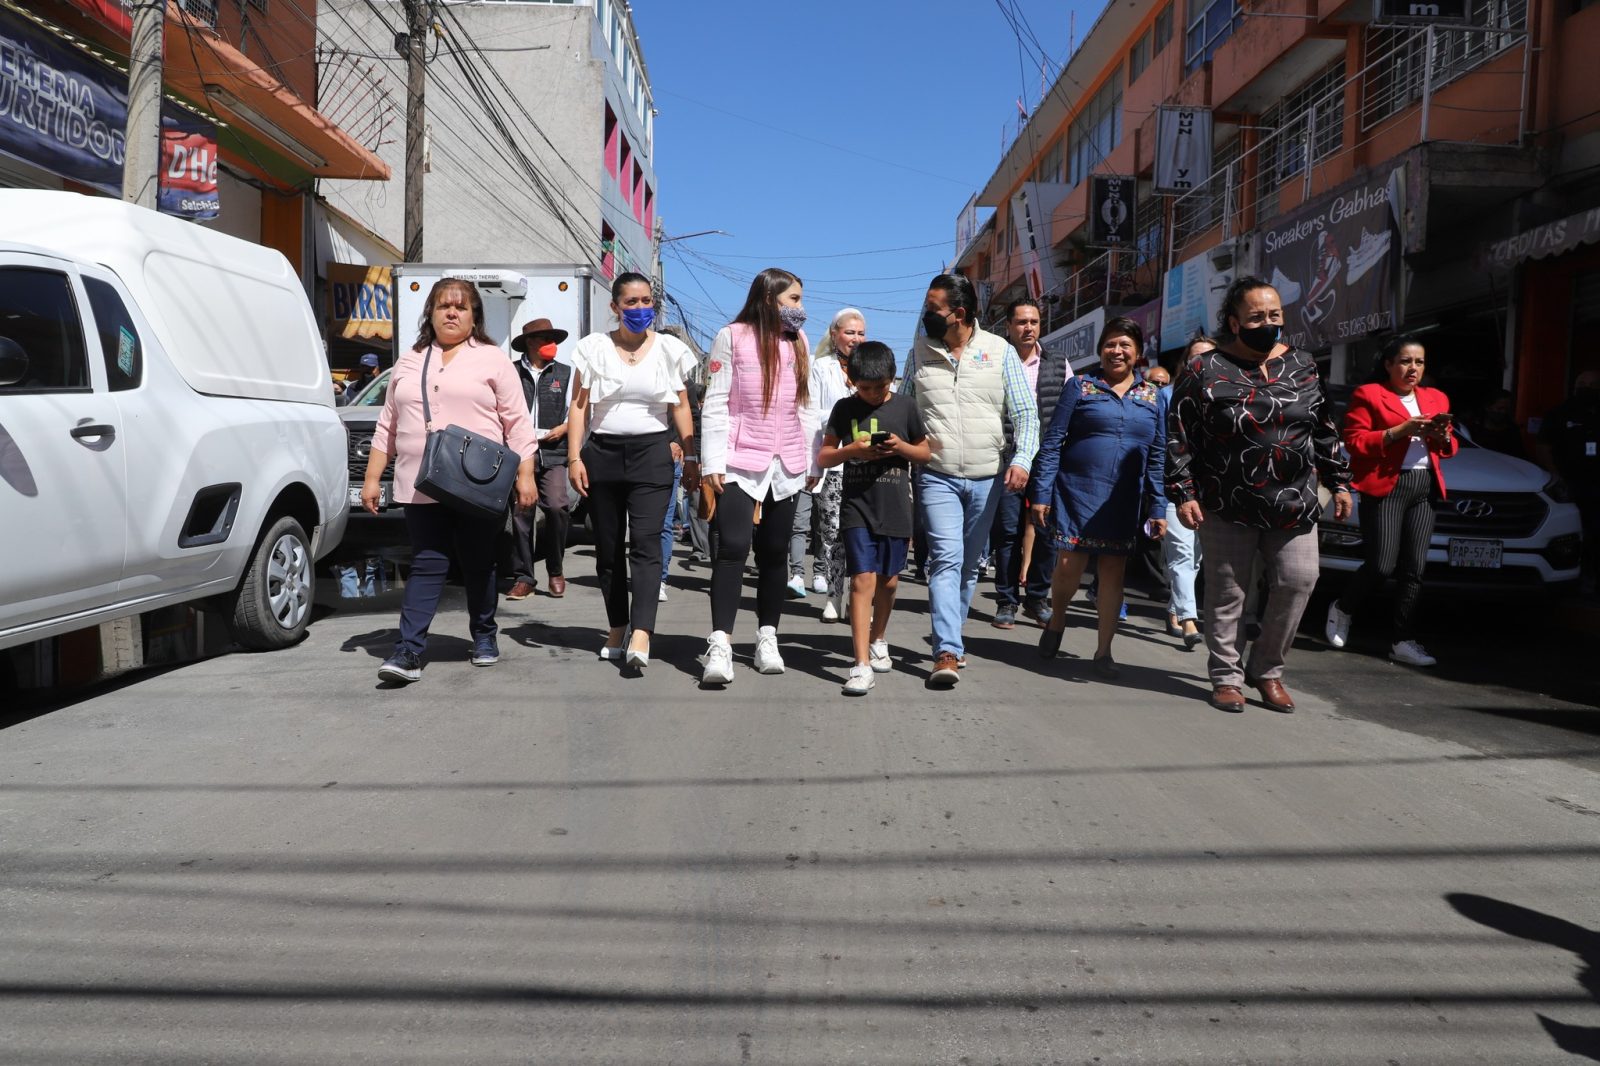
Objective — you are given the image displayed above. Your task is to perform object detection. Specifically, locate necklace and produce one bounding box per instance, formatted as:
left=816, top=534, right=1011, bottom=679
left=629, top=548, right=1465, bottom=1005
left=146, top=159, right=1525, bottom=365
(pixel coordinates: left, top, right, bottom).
left=613, top=330, right=651, bottom=366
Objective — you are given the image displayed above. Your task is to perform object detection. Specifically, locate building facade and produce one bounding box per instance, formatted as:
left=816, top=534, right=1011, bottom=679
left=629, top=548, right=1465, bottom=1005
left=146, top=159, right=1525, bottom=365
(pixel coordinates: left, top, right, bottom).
left=954, top=0, right=1600, bottom=424
left=317, top=0, right=659, bottom=360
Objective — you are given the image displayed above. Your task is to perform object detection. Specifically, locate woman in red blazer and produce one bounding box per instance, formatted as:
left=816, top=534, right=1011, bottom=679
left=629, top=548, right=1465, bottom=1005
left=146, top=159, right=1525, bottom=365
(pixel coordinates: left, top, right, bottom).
left=1325, top=335, right=1458, bottom=666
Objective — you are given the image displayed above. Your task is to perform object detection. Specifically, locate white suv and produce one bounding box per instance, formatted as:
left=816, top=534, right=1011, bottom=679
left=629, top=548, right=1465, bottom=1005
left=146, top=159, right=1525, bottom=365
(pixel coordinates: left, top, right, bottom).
left=0, top=192, right=348, bottom=652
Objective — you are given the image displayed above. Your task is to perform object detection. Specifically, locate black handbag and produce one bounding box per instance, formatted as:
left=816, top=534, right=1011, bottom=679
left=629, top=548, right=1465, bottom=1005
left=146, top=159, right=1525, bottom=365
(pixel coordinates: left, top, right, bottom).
left=414, top=347, right=520, bottom=519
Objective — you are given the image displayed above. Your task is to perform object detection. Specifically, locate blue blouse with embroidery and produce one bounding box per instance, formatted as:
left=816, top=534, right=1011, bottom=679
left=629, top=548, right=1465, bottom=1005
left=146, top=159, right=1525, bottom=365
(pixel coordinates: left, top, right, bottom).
left=1027, top=368, right=1167, bottom=554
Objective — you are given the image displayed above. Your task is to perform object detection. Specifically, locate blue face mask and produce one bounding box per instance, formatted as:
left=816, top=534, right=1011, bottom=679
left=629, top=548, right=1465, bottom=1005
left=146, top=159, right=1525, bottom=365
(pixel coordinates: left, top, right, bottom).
left=621, top=306, right=656, bottom=333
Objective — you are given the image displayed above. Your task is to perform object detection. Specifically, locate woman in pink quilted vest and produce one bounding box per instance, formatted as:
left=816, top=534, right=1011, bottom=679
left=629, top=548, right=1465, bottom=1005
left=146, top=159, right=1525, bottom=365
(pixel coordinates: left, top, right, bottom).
left=699, top=268, right=822, bottom=685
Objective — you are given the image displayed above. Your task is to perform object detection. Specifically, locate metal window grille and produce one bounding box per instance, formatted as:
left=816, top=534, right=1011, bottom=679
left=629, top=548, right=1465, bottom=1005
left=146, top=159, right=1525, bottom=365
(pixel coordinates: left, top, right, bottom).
left=1256, top=61, right=1346, bottom=202
left=1361, top=0, right=1526, bottom=129
left=1173, top=136, right=1239, bottom=250
left=180, top=0, right=218, bottom=26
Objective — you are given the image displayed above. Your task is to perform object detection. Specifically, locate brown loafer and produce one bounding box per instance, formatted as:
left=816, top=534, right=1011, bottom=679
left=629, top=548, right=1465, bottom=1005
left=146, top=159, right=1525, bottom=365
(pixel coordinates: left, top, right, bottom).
left=1248, top=676, right=1296, bottom=713
left=929, top=651, right=961, bottom=686
left=1210, top=685, right=1246, bottom=712
left=506, top=580, right=536, bottom=600
left=548, top=575, right=567, bottom=598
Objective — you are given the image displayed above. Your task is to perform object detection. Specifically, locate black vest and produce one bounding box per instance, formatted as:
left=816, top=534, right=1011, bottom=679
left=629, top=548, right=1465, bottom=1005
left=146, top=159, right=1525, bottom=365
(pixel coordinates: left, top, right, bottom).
left=1002, top=347, right=1071, bottom=464
left=518, top=359, right=572, bottom=464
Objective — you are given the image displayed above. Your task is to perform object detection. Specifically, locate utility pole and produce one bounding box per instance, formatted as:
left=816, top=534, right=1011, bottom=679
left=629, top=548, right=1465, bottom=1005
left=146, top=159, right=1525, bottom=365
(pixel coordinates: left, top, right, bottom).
left=122, top=0, right=163, bottom=208
left=402, top=0, right=428, bottom=261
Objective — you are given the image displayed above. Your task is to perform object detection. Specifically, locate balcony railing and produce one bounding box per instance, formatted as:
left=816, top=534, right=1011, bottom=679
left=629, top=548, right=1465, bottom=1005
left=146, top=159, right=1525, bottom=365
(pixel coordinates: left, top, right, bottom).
left=179, top=0, right=218, bottom=27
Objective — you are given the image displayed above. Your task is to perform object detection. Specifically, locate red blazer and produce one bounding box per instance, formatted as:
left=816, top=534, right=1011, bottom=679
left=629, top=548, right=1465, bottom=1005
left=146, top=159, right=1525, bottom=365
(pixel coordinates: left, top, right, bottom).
left=1341, top=382, right=1458, bottom=499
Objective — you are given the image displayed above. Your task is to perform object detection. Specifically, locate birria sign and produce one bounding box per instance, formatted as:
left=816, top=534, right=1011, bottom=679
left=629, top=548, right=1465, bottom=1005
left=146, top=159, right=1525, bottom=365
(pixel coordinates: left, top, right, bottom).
left=1259, top=161, right=1404, bottom=351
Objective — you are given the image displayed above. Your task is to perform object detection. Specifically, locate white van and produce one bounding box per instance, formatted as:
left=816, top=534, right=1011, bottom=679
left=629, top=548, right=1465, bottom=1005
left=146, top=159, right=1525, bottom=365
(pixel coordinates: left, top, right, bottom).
left=0, top=191, right=347, bottom=653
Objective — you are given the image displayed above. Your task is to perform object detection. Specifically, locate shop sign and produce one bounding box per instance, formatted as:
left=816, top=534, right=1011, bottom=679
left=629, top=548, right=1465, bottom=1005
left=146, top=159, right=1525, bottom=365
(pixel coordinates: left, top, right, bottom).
left=1161, top=241, right=1240, bottom=351
left=1484, top=206, right=1600, bottom=272
left=329, top=263, right=394, bottom=341
left=1089, top=175, right=1137, bottom=247
left=159, top=111, right=219, bottom=219
left=1154, top=107, right=1213, bottom=194
left=1259, top=162, right=1404, bottom=350
left=1040, top=307, right=1105, bottom=373
left=1126, top=297, right=1162, bottom=356
left=1012, top=181, right=1071, bottom=300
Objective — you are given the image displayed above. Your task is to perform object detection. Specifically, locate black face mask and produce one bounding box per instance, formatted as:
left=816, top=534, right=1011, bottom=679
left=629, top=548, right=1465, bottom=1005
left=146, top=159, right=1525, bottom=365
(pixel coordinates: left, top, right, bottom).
left=1236, top=322, right=1281, bottom=354
left=922, top=309, right=952, bottom=341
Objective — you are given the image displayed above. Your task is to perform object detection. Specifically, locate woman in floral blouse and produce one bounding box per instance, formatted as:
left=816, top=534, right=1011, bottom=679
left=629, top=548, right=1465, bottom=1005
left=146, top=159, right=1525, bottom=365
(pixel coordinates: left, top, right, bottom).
left=1166, top=276, right=1353, bottom=714
left=1029, top=316, right=1167, bottom=678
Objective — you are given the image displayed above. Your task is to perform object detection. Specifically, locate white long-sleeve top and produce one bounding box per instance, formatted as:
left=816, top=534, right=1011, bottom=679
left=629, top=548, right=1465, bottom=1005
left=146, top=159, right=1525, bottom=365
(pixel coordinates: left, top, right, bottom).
left=809, top=353, right=854, bottom=462
left=701, top=326, right=823, bottom=502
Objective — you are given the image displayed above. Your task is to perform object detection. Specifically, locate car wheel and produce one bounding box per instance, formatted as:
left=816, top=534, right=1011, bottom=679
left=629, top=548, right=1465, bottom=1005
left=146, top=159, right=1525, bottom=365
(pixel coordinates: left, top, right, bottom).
left=229, top=515, right=315, bottom=650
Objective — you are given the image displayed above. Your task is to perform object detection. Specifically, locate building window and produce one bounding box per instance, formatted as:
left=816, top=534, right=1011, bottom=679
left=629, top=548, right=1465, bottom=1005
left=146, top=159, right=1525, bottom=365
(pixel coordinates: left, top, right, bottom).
left=1155, top=4, right=1174, bottom=51
left=1129, top=31, right=1152, bottom=83
left=1033, top=138, right=1065, bottom=184
left=1067, top=69, right=1123, bottom=188
left=1185, top=0, right=1241, bottom=74
left=1258, top=60, right=1346, bottom=192
left=619, top=136, right=632, bottom=199
left=603, top=103, right=618, bottom=178
left=643, top=185, right=655, bottom=234
left=600, top=222, right=616, bottom=280
left=1361, top=0, right=1527, bottom=129
left=632, top=161, right=644, bottom=221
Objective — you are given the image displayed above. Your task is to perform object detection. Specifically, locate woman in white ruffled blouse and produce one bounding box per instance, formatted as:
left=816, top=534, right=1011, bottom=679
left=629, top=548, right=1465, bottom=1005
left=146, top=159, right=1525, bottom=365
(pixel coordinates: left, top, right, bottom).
left=567, top=271, right=699, bottom=669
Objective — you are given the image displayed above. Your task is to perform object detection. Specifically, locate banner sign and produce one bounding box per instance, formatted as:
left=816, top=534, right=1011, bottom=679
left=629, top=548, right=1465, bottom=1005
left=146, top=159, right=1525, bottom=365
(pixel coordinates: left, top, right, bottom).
left=1260, top=162, right=1404, bottom=350
left=1040, top=307, right=1105, bottom=373
left=1154, top=107, right=1213, bottom=194
left=1483, top=206, right=1600, bottom=272
left=955, top=193, right=979, bottom=260
left=0, top=11, right=219, bottom=219
left=1089, top=175, right=1136, bottom=247
left=159, top=111, right=219, bottom=219
left=64, top=0, right=133, bottom=37
left=328, top=264, right=395, bottom=341
left=1160, top=240, right=1243, bottom=351
left=1374, top=0, right=1469, bottom=22
left=1012, top=181, right=1071, bottom=300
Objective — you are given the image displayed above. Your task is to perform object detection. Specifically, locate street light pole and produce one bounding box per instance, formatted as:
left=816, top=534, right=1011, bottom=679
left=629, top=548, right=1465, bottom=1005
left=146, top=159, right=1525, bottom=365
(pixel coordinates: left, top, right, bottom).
left=122, top=0, right=163, bottom=208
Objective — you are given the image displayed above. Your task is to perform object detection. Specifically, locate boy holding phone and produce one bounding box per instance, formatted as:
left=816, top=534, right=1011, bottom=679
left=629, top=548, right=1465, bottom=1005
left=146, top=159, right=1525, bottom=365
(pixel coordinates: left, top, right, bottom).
left=817, top=342, right=932, bottom=695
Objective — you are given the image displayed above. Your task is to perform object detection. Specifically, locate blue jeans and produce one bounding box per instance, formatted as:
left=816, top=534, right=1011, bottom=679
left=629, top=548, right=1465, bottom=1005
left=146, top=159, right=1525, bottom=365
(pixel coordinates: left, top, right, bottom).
left=918, top=469, right=1002, bottom=657
left=660, top=458, right=683, bottom=584
left=1163, top=502, right=1201, bottom=621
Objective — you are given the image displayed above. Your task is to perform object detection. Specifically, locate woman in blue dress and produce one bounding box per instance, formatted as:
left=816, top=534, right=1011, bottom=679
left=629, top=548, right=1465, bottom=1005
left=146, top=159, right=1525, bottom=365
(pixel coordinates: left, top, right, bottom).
left=1029, top=317, right=1168, bottom=677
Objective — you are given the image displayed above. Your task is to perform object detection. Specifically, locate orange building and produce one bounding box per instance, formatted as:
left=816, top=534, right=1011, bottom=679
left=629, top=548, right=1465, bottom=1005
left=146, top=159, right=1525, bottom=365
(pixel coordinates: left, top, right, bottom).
left=954, top=0, right=1600, bottom=423
left=1, top=0, right=388, bottom=289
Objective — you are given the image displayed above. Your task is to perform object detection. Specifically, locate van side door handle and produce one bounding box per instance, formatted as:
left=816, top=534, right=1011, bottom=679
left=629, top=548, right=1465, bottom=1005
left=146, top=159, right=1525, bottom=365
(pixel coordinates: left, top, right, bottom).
left=69, top=422, right=116, bottom=441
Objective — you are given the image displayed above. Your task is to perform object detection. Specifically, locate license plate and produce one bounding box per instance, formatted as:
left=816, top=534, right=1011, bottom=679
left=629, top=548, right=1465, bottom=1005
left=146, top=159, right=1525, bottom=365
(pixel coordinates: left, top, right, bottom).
left=1448, top=538, right=1502, bottom=569
left=349, top=483, right=388, bottom=508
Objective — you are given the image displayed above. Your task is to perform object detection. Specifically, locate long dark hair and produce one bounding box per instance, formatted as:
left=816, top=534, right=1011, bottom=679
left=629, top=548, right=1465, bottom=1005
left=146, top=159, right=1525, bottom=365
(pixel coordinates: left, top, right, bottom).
left=732, top=267, right=810, bottom=412
left=413, top=278, right=493, bottom=352
left=1215, top=275, right=1274, bottom=340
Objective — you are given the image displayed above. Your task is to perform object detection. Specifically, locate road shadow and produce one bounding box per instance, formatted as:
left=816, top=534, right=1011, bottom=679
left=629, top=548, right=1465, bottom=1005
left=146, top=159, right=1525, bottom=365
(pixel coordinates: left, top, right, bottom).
left=1446, top=892, right=1600, bottom=1060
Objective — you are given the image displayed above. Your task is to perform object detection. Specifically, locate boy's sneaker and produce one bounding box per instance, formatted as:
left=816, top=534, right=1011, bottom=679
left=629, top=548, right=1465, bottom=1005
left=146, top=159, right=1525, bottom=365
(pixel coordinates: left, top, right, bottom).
left=812, top=575, right=828, bottom=594
left=1325, top=602, right=1352, bottom=649
left=754, top=625, right=786, bottom=674
left=469, top=636, right=499, bottom=667
left=843, top=663, right=875, bottom=696
left=992, top=604, right=1016, bottom=629
left=378, top=650, right=422, bottom=683
left=869, top=639, right=892, bottom=673
left=822, top=596, right=840, bottom=622
left=1390, top=640, right=1437, bottom=667
left=1022, top=599, right=1053, bottom=627
left=658, top=582, right=669, bottom=602
left=699, top=633, right=734, bottom=685
left=786, top=576, right=807, bottom=599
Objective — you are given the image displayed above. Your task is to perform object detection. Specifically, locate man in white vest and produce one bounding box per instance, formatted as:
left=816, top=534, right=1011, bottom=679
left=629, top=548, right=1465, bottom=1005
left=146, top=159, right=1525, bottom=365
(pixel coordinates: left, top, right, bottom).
left=901, top=273, right=1040, bottom=685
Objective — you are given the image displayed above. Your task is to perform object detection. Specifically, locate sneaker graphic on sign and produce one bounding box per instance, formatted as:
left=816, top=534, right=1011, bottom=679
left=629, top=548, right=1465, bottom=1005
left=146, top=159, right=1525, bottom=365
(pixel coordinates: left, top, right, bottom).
left=1345, top=228, right=1391, bottom=285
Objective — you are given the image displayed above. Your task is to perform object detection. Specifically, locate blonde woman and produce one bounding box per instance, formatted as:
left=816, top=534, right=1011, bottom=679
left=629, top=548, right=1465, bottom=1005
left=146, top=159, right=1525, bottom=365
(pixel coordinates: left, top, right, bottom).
left=790, top=308, right=865, bottom=620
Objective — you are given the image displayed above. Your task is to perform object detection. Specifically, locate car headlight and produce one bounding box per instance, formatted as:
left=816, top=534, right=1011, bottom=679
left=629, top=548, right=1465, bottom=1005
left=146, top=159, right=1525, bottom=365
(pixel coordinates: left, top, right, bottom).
left=1543, top=475, right=1572, bottom=503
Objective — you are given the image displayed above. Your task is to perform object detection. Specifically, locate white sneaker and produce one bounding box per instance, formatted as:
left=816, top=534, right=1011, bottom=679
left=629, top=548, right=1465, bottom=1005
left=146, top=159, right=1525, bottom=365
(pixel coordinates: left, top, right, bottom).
left=869, top=640, right=891, bottom=673
left=1390, top=640, right=1437, bottom=667
left=1325, top=601, right=1352, bottom=649
left=754, top=625, right=785, bottom=674
left=699, top=633, right=734, bottom=684
left=786, top=576, right=807, bottom=599
left=843, top=663, right=875, bottom=696
left=821, top=597, right=839, bottom=622
left=658, top=582, right=669, bottom=602
left=812, top=574, right=828, bottom=595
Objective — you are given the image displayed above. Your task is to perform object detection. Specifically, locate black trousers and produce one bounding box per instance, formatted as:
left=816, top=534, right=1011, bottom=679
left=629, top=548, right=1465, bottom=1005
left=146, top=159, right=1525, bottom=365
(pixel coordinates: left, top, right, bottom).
left=510, top=463, right=570, bottom=582
left=1338, top=468, right=1437, bottom=642
left=583, top=431, right=674, bottom=632
left=710, top=483, right=800, bottom=634
left=395, top=503, right=501, bottom=657
left=989, top=486, right=1052, bottom=606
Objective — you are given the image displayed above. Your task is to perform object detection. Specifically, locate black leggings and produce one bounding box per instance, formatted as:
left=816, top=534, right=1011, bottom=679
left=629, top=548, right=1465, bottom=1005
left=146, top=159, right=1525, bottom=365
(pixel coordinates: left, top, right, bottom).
left=1338, top=468, right=1437, bottom=642
left=583, top=431, right=674, bottom=632
left=710, top=483, right=800, bottom=634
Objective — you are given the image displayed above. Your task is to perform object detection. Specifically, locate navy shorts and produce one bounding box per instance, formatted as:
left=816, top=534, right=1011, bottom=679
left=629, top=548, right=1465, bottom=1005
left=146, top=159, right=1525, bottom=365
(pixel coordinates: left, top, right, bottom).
left=843, top=527, right=909, bottom=576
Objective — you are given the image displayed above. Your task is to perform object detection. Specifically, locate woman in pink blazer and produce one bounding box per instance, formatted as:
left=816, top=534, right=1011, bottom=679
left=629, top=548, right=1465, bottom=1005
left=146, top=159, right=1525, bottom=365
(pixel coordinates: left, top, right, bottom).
left=1325, top=334, right=1458, bottom=667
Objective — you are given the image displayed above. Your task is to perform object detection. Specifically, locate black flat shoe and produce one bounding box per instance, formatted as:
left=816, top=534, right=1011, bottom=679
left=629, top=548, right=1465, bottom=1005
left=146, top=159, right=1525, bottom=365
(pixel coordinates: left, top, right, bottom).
left=1038, top=626, right=1064, bottom=659
left=1184, top=630, right=1204, bottom=649
left=1092, top=653, right=1121, bottom=679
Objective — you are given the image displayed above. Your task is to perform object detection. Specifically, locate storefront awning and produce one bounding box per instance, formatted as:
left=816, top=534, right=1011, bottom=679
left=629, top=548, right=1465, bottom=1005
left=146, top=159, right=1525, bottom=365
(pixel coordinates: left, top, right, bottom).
left=1485, top=206, right=1600, bottom=272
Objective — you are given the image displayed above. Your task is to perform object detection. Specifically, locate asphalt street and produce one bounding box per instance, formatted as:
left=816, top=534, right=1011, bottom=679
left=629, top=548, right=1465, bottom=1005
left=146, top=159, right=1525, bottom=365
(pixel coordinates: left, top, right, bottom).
left=1, top=544, right=1597, bottom=1064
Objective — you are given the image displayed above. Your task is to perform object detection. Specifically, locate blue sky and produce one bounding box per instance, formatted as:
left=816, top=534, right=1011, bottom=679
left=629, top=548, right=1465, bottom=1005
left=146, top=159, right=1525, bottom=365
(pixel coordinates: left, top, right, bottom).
left=630, top=0, right=1104, bottom=363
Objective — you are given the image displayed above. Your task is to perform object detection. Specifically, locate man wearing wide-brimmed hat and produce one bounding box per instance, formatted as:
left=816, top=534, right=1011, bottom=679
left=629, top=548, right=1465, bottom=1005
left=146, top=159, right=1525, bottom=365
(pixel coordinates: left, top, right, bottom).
left=508, top=318, right=573, bottom=599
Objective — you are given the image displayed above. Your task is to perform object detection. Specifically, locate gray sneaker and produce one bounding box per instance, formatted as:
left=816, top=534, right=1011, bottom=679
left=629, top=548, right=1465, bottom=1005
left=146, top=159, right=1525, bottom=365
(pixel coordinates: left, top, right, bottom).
left=991, top=604, right=1017, bottom=629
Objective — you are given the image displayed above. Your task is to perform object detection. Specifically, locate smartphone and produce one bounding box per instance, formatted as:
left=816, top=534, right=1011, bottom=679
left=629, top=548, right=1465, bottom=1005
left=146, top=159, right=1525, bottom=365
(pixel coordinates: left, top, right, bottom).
left=870, top=431, right=890, bottom=446
left=1429, top=413, right=1454, bottom=426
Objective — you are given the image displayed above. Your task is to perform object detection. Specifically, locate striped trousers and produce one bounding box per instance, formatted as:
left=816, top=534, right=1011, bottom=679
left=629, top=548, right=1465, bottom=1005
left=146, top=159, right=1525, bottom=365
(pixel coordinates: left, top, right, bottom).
left=1338, top=469, right=1437, bottom=643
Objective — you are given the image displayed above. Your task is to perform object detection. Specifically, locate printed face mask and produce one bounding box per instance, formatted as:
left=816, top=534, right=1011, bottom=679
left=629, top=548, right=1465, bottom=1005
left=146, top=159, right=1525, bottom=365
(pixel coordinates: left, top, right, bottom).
left=621, top=306, right=656, bottom=333
left=778, top=305, right=808, bottom=333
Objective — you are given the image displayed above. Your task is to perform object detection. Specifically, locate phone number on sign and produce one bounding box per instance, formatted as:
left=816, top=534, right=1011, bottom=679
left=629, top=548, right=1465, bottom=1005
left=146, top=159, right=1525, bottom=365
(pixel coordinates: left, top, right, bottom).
left=1336, top=312, right=1394, bottom=339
